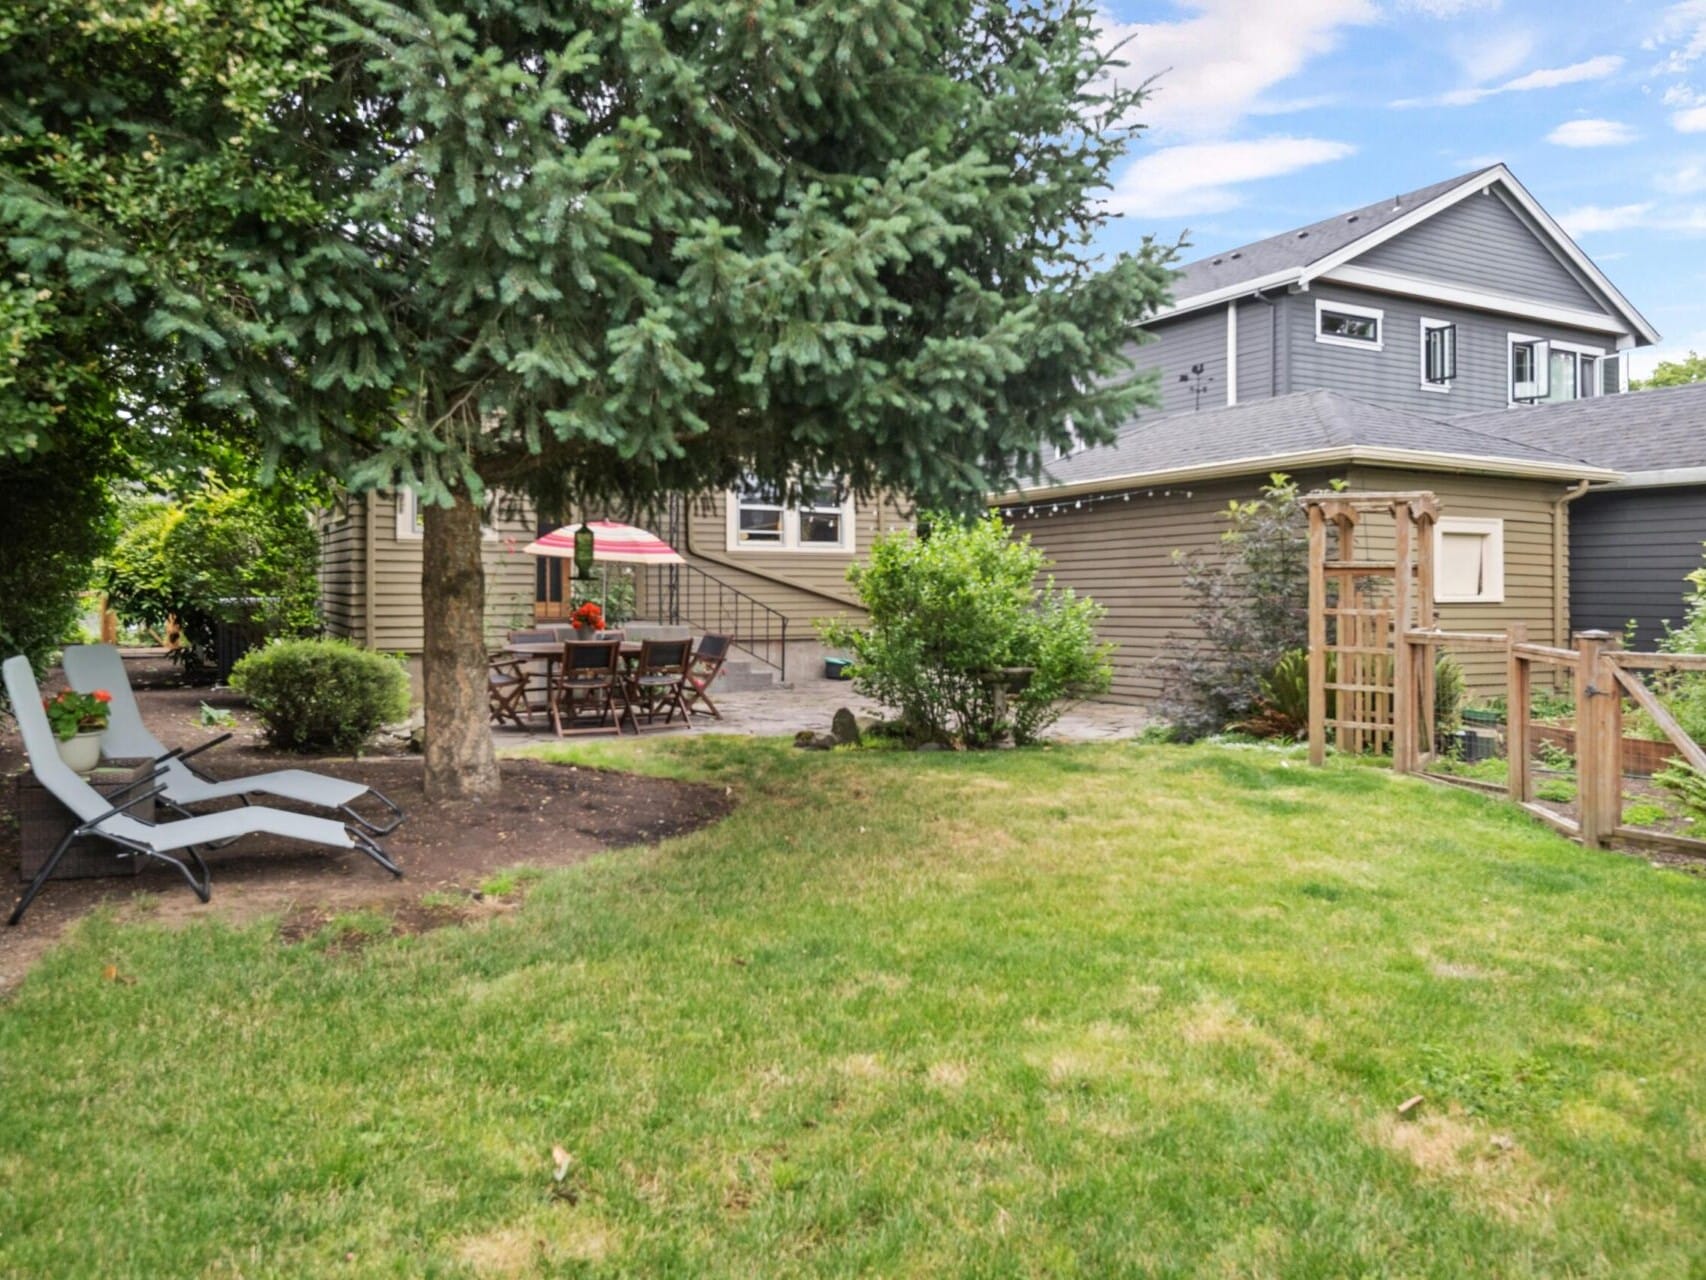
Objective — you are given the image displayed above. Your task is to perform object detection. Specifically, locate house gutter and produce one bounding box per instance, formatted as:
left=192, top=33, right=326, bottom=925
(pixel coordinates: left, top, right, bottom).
left=1597, top=465, right=1706, bottom=490
left=992, top=448, right=1618, bottom=506
left=1552, top=479, right=1592, bottom=648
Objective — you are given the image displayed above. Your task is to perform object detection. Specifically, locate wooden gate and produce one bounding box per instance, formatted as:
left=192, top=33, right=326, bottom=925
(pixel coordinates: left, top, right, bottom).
left=1304, top=491, right=1439, bottom=769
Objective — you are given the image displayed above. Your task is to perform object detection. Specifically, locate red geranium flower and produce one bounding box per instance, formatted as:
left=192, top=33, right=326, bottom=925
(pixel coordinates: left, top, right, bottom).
left=92, top=690, right=112, bottom=703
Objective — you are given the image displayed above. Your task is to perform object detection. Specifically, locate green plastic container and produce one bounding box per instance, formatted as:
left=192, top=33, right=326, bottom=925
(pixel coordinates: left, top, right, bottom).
left=824, top=656, right=853, bottom=680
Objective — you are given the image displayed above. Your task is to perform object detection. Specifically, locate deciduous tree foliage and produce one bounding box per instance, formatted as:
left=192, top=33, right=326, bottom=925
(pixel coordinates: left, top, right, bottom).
left=2, top=0, right=1173, bottom=799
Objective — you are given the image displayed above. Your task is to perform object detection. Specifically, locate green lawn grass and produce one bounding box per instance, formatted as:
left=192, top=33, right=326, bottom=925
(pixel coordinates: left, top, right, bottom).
left=3, top=739, right=1704, bottom=1277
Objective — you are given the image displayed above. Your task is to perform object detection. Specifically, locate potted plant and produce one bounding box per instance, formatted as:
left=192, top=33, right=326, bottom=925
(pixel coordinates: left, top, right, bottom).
left=44, top=688, right=112, bottom=775
left=569, top=600, right=605, bottom=635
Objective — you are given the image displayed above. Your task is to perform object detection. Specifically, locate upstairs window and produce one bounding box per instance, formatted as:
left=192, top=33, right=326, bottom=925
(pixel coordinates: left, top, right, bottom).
left=1316, top=300, right=1383, bottom=351
left=1434, top=518, right=1505, bottom=605
left=1511, top=334, right=1605, bottom=404
left=1420, top=319, right=1457, bottom=391
left=729, top=477, right=855, bottom=552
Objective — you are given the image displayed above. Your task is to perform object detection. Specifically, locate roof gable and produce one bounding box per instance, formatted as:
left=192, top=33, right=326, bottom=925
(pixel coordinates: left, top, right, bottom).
left=1352, top=189, right=1604, bottom=312
left=1161, top=166, right=1657, bottom=345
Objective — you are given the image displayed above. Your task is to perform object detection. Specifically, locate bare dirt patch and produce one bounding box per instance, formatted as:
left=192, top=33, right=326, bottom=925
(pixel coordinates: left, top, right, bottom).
left=0, top=656, right=731, bottom=992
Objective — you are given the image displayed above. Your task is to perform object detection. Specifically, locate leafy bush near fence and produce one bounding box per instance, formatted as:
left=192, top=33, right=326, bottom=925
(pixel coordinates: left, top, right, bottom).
left=229, top=639, right=410, bottom=753
left=821, top=513, right=1112, bottom=747
left=1153, top=475, right=1311, bottom=741
left=103, top=485, right=320, bottom=667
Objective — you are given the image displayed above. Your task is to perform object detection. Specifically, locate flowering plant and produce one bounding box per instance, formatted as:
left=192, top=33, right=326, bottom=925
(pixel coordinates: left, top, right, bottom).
left=44, top=689, right=112, bottom=742
left=570, top=601, right=604, bottom=632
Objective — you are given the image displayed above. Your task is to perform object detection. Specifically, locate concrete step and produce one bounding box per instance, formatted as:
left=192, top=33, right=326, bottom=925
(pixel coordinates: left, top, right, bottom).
left=713, top=655, right=783, bottom=693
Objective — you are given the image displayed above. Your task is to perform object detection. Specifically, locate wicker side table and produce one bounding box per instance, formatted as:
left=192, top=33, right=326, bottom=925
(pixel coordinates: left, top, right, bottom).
left=16, top=757, right=155, bottom=882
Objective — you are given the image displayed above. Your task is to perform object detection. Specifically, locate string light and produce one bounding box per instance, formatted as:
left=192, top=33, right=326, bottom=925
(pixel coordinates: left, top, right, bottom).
left=997, top=485, right=1203, bottom=521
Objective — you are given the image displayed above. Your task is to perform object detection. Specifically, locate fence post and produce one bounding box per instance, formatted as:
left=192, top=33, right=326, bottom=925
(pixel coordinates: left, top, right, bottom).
left=1573, top=630, right=1616, bottom=849
left=1506, top=623, right=1529, bottom=805
left=1307, top=505, right=1328, bottom=766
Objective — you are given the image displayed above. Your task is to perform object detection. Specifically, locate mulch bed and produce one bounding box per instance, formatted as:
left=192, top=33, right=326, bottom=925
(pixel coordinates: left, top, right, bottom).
left=0, top=655, right=732, bottom=991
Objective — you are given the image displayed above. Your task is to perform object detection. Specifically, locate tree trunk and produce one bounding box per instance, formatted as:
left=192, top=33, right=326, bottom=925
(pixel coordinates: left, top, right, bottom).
left=422, top=491, right=500, bottom=801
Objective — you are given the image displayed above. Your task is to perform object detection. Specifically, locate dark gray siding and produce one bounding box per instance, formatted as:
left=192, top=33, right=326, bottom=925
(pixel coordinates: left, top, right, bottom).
left=1233, top=297, right=1277, bottom=402
left=1291, top=284, right=1619, bottom=416
left=1355, top=189, right=1605, bottom=311
left=1569, top=486, right=1706, bottom=647
left=1135, top=307, right=1231, bottom=414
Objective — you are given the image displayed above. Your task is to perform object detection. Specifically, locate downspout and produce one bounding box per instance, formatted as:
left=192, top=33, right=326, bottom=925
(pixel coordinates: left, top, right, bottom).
left=1552, top=480, right=1591, bottom=648
left=363, top=493, right=379, bottom=649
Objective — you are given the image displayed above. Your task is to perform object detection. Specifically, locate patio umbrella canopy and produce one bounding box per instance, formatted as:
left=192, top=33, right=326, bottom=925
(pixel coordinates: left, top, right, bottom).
left=524, top=520, right=685, bottom=565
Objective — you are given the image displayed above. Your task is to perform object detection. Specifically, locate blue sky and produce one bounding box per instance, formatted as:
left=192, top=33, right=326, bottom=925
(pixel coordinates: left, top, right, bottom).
left=1091, top=0, right=1706, bottom=375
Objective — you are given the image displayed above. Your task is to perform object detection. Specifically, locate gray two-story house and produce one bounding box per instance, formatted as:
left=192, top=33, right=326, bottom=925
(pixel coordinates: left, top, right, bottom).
left=1139, top=164, right=1657, bottom=418
left=1003, top=164, right=1678, bottom=704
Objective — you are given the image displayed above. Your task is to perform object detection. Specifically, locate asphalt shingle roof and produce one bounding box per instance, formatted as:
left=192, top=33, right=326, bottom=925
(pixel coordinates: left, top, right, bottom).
left=1032, top=389, right=1602, bottom=494
left=1168, top=168, right=1495, bottom=302
left=1452, top=382, right=1706, bottom=474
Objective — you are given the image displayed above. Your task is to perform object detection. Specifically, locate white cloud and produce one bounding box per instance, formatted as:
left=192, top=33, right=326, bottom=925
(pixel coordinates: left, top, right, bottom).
left=1556, top=203, right=1655, bottom=235
left=1094, top=1, right=1374, bottom=139
left=1645, top=1, right=1706, bottom=74
left=1657, top=161, right=1706, bottom=193
left=1455, top=30, right=1535, bottom=85
left=1545, top=118, right=1639, bottom=148
left=1674, top=104, right=1706, bottom=131
left=1108, top=138, right=1357, bottom=218
left=1396, top=0, right=1499, bottom=14
left=1394, top=54, right=1624, bottom=108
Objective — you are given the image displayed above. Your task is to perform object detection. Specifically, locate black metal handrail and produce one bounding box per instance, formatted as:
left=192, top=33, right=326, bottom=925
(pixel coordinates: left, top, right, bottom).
left=635, top=562, right=790, bottom=682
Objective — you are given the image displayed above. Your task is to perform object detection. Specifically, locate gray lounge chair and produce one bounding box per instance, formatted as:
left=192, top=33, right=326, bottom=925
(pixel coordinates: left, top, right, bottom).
left=62, top=645, right=403, bottom=835
left=5, top=656, right=400, bottom=926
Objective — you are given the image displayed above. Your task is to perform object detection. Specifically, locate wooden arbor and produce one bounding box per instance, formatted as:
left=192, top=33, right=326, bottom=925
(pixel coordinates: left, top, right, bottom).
left=1304, top=491, right=1440, bottom=769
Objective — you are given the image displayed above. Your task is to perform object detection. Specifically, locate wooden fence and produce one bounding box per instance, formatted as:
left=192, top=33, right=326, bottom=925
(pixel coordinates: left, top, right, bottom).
left=1400, top=627, right=1706, bottom=855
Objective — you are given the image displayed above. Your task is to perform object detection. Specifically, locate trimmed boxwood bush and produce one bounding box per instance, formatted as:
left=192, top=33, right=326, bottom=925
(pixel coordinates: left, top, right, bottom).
left=229, top=639, right=410, bottom=753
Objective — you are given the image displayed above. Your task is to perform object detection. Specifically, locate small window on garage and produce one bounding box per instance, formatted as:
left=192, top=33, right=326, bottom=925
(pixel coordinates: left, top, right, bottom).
left=1434, top=517, right=1504, bottom=604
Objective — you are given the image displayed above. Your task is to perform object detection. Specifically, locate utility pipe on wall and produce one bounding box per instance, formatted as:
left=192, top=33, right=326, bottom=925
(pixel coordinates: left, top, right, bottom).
left=1552, top=479, right=1592, bottom=649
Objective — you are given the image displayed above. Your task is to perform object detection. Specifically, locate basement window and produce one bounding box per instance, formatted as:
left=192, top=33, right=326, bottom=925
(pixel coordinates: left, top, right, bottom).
left=1434, top=517, right=1504, bottom=605
left=1316, top=300, right=1383, bottom=350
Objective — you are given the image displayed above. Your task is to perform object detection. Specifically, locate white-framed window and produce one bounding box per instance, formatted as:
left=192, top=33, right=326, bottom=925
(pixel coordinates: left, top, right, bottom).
left=1315, top=299, right=1383, bottom=351
left=727, top=477, right=856, bottom=553
left=394, top=490, right=500, bottom=542
left=1510, top=333, right=1605, bottom=405
left=1434, top=517, right=1505, bottom=604
left=1419, top=317, right=1457, bottom=392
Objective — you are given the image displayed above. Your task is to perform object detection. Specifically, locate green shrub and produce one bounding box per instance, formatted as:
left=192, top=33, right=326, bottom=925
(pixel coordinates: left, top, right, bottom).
left=821, top=513, right=1113, bottom=747
left=103, top=483, right=321, bottom=669
left=1655, top=761, right=1706, bottom=821
left=1434, top=652, right=1465, bottom=738
left=229, top=639, right=410, bottom=753
left=1153, top=475, right=1311, bottom=741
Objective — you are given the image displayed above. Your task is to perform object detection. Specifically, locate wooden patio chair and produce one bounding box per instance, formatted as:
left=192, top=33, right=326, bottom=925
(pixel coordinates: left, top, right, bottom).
left=625, top=638, right=695, bottom=730
left=550, top=640, right=628, bottom=736
left=683, top=633, right=732, bottom=720
left=507, top=629, right=558, bottom=717
left=488, top=653, right=531, bottom=728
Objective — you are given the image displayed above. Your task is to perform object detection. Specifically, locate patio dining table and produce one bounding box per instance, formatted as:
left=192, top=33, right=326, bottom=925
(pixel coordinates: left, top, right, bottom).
left=505, top=639, right=643, bottom=736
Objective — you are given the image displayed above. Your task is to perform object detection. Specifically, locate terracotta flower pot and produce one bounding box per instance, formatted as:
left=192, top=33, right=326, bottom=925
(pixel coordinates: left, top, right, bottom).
left=55, top=729, right=104, bottom=776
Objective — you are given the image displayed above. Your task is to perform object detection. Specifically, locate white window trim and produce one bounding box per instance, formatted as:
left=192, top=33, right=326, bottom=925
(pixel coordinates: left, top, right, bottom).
left=1509, top=332, right=1606, bottom=406
left=1434, top=517, right=1505, bottom=605
left=394, top=490, right=500, bottom=542
left=725, top=486, right=857, bottom=554
left=1315, top=298, right=1384, bottom=352
left=1418, top=316, right=1453, bottom=394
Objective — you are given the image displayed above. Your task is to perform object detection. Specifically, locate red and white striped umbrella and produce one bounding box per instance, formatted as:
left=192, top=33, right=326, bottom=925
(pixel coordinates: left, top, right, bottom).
left=523, top=519, right=685, bottom=565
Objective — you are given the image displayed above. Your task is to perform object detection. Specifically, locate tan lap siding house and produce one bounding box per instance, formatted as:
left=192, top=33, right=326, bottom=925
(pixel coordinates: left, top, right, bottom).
left=661, top=491, right=914, bottom=637
left=316, top=492, right=536, bottom=651
left=1015, top=468, right=1569, bottom=705
left=1010, top=474, right=1334, bottom=704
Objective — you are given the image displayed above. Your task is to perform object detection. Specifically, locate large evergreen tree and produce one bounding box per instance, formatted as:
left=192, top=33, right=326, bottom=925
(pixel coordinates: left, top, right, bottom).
left=2, top=0, right=1172, bottom=799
